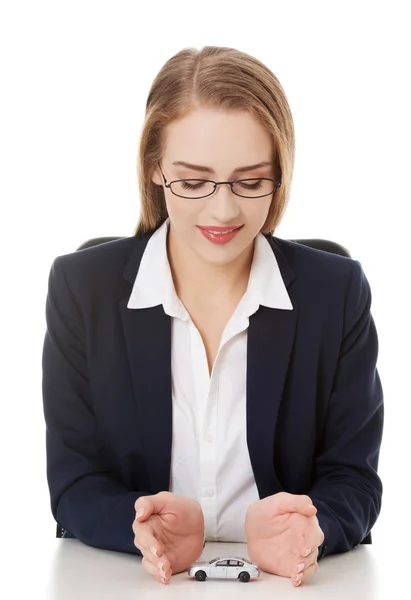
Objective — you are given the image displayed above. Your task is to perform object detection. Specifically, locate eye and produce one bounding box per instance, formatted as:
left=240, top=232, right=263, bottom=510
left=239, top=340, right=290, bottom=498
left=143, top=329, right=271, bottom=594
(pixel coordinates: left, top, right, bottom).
left=237, top=179, right=264, bottom=189
left=181, top=180, right=207, bottom=190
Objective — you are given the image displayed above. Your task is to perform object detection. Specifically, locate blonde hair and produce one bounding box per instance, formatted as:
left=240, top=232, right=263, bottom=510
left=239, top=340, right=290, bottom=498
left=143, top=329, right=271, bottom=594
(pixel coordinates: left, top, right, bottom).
left=135, top=46, right=295, bottom=236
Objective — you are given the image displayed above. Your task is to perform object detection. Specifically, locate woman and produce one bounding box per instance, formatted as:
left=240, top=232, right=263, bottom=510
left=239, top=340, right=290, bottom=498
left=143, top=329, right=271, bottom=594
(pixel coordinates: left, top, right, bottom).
left=42, top=46, right=383, bottom=588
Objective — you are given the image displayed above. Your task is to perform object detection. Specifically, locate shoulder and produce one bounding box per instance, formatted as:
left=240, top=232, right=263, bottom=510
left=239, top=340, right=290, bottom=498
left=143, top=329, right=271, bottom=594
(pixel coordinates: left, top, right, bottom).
left=269, top=235, right=360, bottom=282
left=46, top=234, right=151, bottom=300
left=267, top=236, right=370, bottom=308
left=270, top=235, right=354, bottom=273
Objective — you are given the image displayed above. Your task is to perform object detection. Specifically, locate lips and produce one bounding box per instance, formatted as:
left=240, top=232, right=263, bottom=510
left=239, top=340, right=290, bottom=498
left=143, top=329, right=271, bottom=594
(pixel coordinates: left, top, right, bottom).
left=197, top=225, right=243, bottom=234
left=197, top=225, right=243, bottom=245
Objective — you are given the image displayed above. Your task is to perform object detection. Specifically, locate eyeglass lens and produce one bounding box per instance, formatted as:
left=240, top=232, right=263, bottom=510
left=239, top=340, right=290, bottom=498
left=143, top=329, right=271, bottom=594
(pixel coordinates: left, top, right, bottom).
left=170, top=178, right=276, bottom=198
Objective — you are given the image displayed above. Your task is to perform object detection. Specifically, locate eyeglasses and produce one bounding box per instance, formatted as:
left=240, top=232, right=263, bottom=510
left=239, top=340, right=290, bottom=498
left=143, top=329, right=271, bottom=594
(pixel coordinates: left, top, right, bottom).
left=157, top=162, right=281, bottom=199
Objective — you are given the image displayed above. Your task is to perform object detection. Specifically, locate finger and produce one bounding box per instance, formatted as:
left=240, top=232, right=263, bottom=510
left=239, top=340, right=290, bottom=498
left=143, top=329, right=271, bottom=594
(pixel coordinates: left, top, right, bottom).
left=133, top=522, right=164, bottom=560
left=135, top=491, right=177, bottom=523
left=138, top=540, right=172, bottom=577
left=292, top=560, right=318, bottom=586
left=144, top=549, right=172, bottom=578
left=294, top=547, right=318, bottom=579
left=271, top=492, right=317, bottom=517
left=292, top=560, right=318, bottom=587
left=142, top=555, right=173, bottom=585
left=305, top=560, right=319, bottom=582
left=299, top=520, right=324, bottom=555
left=134, top=496, right=159, bottom=523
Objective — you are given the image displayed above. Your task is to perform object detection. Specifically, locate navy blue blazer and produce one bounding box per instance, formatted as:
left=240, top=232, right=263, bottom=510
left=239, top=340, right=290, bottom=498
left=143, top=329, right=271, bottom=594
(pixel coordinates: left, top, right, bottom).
left=42, top=230, right=383, bottom=559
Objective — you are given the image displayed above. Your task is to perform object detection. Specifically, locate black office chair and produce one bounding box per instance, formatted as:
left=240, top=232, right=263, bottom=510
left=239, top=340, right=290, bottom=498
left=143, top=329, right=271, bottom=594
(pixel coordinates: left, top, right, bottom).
left=75, top=235, right=351, bottom=258
left=56, top=236, right=368, bottom=543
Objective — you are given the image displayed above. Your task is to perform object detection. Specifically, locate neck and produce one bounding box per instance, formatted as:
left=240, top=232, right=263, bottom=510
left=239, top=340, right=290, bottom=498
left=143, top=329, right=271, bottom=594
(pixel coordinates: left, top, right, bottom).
left=167, top=228, right=255, bottom=301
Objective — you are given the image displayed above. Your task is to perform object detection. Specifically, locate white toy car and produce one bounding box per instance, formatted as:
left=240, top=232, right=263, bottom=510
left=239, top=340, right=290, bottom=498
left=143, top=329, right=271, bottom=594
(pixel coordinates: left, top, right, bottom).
left=188, top=556, right=260, bottom=582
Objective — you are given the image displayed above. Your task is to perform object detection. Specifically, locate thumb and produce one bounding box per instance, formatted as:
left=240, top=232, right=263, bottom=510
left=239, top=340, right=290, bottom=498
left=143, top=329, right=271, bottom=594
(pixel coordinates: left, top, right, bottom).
left=271, top=492, right=317, bottom=517
left=134, top=495, right=158, bottom=522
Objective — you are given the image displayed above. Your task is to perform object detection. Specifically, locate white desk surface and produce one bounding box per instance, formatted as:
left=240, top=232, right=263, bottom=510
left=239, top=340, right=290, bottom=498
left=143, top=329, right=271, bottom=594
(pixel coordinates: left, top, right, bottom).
left=5, top=538, right=403, bottom=599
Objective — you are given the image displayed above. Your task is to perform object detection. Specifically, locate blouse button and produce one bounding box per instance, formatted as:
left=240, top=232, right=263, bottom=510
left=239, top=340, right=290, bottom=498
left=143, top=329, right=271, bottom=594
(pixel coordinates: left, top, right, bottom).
left=204, top=431, right=214, bottom=443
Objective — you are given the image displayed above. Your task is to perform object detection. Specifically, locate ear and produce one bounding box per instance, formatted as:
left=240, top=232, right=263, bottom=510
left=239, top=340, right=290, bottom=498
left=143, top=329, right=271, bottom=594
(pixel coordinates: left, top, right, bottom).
left=151, top=166, right=163, bottom=186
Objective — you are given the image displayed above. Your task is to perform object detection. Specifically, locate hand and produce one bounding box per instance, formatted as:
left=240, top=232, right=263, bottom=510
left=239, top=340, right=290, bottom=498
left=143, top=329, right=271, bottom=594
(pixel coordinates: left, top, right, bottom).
left=132, top=491, right=204, bottom=585
left=245, top=492, right=324, bottom=587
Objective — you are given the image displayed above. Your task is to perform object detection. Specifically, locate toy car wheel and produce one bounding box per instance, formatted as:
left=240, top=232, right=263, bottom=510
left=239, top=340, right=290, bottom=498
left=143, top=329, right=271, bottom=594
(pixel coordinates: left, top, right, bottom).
left=195, top=570, right=207, bottom=581
left=239, top=571, right=250, bottom=582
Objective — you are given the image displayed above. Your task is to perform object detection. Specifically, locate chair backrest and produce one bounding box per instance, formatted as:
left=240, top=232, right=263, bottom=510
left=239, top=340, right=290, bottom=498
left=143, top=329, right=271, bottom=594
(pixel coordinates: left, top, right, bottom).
left=55, top=234, right=352, bottom=540
left=76, top=236, right=351, bottom=258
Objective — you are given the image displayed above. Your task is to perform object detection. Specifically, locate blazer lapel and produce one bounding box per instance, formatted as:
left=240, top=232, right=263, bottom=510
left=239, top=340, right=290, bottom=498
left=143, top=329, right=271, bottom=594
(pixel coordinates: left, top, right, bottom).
left=119, top=233, right=298, bottom=498
left=247, top=237, right=298, bottom=499
left=120, top=233, right=173, bottom=494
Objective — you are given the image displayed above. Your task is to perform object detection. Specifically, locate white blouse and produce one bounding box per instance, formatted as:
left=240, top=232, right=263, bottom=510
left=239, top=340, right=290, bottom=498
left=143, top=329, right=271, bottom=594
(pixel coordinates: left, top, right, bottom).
left=127, top=219, right=293, bottom=541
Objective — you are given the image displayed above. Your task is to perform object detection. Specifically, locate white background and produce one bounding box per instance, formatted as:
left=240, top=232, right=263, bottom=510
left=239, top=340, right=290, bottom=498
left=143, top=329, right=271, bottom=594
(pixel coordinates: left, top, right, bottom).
left=1, top=0, right=409, bottom=555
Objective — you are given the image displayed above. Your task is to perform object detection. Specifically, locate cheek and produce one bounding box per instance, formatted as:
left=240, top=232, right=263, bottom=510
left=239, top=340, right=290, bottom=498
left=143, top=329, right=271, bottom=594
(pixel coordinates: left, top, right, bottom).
left=165, top=196, right=203, bottom=229
left=243, top=198, right=272, bottom=227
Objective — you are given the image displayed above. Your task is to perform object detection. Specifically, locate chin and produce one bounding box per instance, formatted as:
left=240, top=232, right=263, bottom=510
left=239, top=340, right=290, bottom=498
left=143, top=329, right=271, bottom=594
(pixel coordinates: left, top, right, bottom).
left=196, top=245, right=246, bottom=266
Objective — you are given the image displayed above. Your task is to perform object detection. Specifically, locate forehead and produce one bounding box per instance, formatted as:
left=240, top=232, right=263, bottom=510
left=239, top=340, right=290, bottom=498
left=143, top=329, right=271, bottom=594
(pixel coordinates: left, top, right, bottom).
left=163, top=107, right=274, bottom=171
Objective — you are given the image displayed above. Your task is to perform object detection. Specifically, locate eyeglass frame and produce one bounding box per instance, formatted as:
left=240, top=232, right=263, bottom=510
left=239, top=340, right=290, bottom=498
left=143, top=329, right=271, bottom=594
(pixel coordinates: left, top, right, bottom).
left=157, top=162, right=281, bottom=199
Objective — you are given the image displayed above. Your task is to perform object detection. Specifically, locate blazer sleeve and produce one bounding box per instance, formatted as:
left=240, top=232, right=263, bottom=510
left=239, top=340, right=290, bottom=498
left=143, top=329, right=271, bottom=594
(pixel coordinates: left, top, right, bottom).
left=309, top=260, right=384, bottom=559
left=42, top=256, right=147, bottom=554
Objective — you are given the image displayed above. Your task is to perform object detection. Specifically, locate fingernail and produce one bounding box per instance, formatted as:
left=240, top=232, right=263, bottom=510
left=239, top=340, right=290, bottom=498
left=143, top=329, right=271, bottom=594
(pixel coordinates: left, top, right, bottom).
left=297, top=563, right=305, bottom=573
left=161, top=576, right=168, bottom=584
left=304, top=548, right=312, bottom=557
left=308, top=503, right=316, bottom=510
left=150, top=546, right=158, bottom=557
left=295, top=572, right=303, bottom=582
left=135, top=507, right=144, bottom=519
left=295, top=579, right=302, bottom=586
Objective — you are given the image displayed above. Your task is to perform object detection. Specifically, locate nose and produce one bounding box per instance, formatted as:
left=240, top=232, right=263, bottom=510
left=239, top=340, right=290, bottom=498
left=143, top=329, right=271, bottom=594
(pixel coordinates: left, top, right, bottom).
left=207, top=183, right=241, bottom=223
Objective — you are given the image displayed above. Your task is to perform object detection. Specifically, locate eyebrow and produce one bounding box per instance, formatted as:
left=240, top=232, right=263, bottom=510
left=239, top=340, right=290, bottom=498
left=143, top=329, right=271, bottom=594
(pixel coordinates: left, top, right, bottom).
left=171, top=160, right=272, bottom=174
